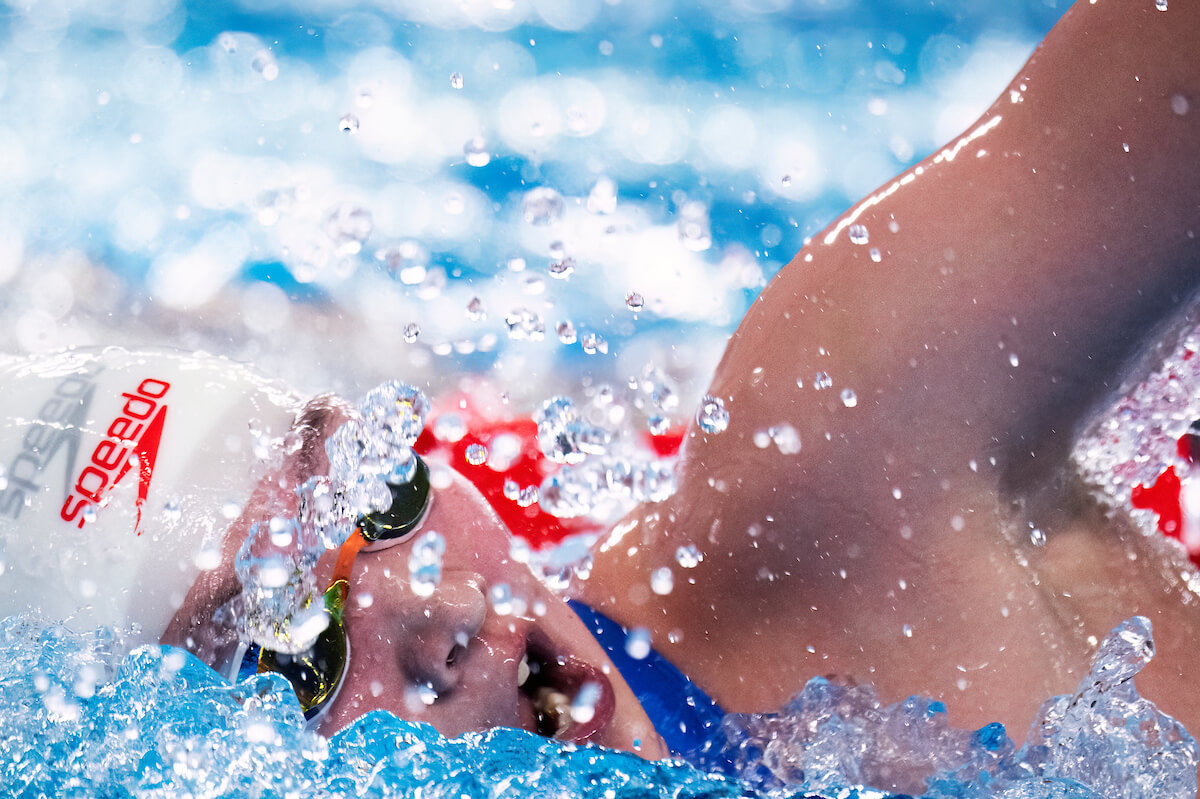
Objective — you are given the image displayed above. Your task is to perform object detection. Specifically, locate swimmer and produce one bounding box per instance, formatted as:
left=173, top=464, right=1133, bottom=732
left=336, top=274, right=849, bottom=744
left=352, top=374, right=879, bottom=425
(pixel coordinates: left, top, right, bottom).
left=3, top=0, right=1199, bottom=764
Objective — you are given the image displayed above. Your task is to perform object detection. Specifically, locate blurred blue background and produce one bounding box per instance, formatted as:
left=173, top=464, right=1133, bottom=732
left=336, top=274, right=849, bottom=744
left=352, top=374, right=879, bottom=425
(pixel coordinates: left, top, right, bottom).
left=0, top=0, right=1067, bottom=406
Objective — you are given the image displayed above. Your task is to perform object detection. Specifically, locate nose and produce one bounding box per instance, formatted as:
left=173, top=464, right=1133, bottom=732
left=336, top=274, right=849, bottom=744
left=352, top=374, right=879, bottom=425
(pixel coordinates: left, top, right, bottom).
left=397, top=573, right=488, bottom=695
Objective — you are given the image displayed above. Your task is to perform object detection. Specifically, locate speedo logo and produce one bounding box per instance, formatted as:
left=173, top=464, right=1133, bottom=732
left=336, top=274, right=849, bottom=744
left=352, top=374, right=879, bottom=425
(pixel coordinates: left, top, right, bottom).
left=0, top=368, right=101, bottom=520
left=59, top=378, right=171, bottom=534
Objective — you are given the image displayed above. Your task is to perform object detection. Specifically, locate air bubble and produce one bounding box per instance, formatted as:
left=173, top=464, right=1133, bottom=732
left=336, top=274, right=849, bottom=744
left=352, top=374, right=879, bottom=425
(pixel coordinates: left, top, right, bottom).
left=697, top=394, right=729, bottom=434
left=465, top=443, right=488, bottom=466
left=450, top=71, right=464, bottom=89
left=403, top=322, right=421, bottom=343
left=848, top=224, right=869, bottom=245
left=339, top=113, right=359, bottom=134
left=625, top=292, right=644, bottom=312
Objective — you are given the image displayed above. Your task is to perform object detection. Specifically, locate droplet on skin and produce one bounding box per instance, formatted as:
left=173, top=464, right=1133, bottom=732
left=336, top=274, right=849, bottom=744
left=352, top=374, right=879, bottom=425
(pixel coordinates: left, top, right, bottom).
left=813, top=371, right=833, bottom=390
left=869, top=247, right=882, bottom=263
left=1156, top=0, right=1167, bottom=10
left=1172, top=94, right=1189, bottom=115
left=1030, top=527, right=1046, bottom=547
left=1009, top=352, right=1020, bottom=368
left=675, top=544, right=703, bottom=568
left=902, top=624, right=913, bottom=638
left=848, top=224, right=869, bottom=245
left=840, top=388, right=858, bottom=408
left=650, top=567, right=674, bottom=595
left=951, top=515, right=965, bottom=532
left=892, top=487, right=902, bottom=500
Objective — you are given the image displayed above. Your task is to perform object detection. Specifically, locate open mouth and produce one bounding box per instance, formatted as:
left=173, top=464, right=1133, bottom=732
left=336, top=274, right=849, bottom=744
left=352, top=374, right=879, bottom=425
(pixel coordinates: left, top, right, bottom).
left=517, top=627, right=616, bottom=744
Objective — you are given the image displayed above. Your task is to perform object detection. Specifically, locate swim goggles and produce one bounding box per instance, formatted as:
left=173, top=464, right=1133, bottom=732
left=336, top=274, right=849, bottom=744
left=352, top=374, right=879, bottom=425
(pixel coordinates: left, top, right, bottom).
left=234, top=456, right=432, bottom=722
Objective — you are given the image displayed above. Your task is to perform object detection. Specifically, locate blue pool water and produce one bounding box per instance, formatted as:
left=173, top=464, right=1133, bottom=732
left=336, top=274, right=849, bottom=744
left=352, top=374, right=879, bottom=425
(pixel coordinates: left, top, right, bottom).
left=3, top=1, right=1195, bottom=797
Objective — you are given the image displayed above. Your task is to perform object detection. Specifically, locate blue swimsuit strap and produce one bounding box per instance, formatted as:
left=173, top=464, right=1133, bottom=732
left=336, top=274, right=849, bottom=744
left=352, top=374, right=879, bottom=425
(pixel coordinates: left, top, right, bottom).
left=566, top=599, right=725, bottom=758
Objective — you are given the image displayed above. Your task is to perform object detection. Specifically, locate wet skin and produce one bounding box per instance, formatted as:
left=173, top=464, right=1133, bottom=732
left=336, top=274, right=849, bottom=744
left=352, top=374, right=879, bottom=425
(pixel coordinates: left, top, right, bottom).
left=165, top=403, right=667, bottom=758
left=167, top=0, right=1200, bottom=759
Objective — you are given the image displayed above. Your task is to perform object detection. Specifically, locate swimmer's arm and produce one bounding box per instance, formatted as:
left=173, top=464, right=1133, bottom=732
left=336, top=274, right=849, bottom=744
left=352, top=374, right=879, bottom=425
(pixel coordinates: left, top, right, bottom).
left=581, top=0, right=1200, bottom=714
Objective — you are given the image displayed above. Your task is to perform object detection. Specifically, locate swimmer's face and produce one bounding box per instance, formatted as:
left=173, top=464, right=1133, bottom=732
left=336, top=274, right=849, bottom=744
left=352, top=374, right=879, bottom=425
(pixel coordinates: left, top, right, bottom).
left=312, top=464, right=666, bottom=757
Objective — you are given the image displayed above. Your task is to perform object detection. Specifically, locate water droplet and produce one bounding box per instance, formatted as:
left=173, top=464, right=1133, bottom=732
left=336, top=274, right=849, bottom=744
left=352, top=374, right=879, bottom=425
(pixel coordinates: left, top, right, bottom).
left=1008, top=352, right=1020, bottom=368
left=408, top=531, right=445, bottom=598
left=489, top=583, right=514, bottom=615
left=651, top=567, right=674, bottom=595
left=625, top=628, right=652, bottom=660
left=625, top=292, right=644, bottom=312
left=464, top=136, right=490, bottom=167
left=403, top=322, right=421, bottom=343
left=1172, top=94, right=1189, bottom=115
left=251, top=50, right=279, bottom=81
left=840, top=388, right=858, bottom=408
left=506, top=257, right=527, bottom=272
left=522, top=187, right=564, bottom=226
left=771, top=424, right=802, bottom=455
left=1156, top=0, right=1167, bottom=10
left=163, top=498, right=182, bottom=523
left=1030, top=527, right=1046, bottom=547
left=416, top=682, right=439, bottom=705
left=339, top=113, right=359, bottom=134
left=465, top=443, right=488, bottom=466
left=647, top=415, right=670, bottom=435
left=781, top=174, right=792, bottom=186
left=587, top=176, right=617, bottom=214
left=570, top=681, right=602, bottom=724
left=813, top=371, right=833, bottom=390
left=449, top=71, right=464, bottom=89
left=556, top=320, right=577, bottom=344
left=677, top=201, right=712, bottom=252
left=697, top=394, right=729, bottom=434
left=548, top=257, right=575, bottom=279
left=951, top=515, right=965, bottom=532
left=675, top=544, right=703, bottom=568
left=848, top=224, right=869, bottom=245
left=869, top=247, right=882, bottom=263
left=466, top=296, right=486, bottom=321
left=504, top=308, right=545, bottom=341
left=902, top=624, right=913, bottom=638
left=581, top=333, right=608, bottom=355
left=892, top=486, right=903, bottom=500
